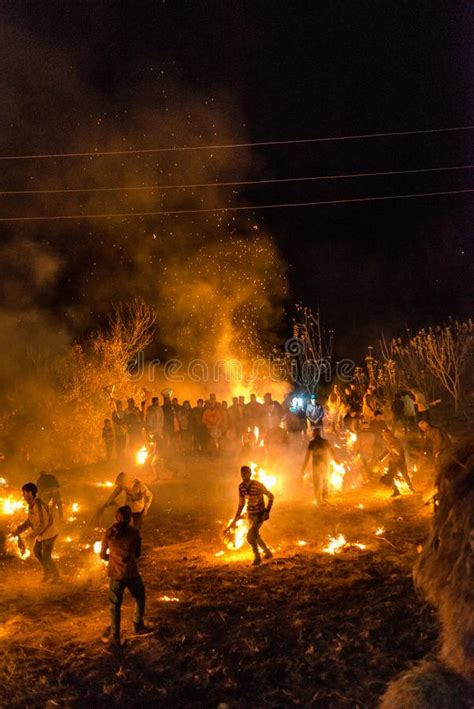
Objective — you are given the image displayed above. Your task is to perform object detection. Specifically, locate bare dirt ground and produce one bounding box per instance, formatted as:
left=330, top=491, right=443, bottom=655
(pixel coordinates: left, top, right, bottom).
left=0, top=454, right=439, bottom=708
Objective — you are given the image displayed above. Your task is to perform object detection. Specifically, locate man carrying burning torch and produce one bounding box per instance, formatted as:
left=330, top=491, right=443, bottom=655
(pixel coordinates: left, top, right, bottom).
left=225, top=465, right=274, bottom=566
left=13, top=482, right=60, bottom=583
left=103, top=472, right=152, bottom=531
left=100, top=505, right=146, bottom=647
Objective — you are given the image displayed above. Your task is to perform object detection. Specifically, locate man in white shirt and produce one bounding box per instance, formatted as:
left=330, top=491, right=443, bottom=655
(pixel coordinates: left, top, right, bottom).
left=104, top=472, right=153, bottom=531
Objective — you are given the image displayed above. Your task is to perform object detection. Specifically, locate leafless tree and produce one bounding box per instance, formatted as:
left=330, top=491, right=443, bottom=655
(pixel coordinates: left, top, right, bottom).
left=287, top=304, right=333, bottom=394
left=381, top=320, right=473, bottom=414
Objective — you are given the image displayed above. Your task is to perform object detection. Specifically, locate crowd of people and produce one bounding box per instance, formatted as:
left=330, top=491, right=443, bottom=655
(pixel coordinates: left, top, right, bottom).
left=101, top=384, right=450, bottom=469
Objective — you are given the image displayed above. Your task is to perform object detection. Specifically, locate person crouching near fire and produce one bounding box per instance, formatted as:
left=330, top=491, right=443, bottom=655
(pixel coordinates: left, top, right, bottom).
left=13, top=482, right=60, bottom=583
left=225, top=465, right=274, bottom=566
left=381, top=440, right=474, bottom=708
left=103, top=472, right=152, bottom=531
left=100, top=505, right=146, bottom=647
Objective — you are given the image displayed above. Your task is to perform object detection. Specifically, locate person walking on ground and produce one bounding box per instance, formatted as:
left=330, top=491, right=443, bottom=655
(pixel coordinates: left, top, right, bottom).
left=104, top=472, right=153, bottom=531
left=301, top=428, right=337, bottom=505
left=225, top=465, right=274, bottom=566
left=13, top=482, right=60, bottom=583
left=100, top=505, right=146, bottom=647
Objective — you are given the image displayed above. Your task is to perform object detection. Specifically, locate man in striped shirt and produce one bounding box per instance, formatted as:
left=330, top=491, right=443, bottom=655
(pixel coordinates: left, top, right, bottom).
left=225, top=465, right=274, bottom=566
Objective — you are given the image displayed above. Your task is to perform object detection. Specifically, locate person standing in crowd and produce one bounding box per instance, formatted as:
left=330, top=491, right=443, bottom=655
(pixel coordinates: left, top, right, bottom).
left=178, top=400, right=192, bottom=452
left=245, top=394, right=264, bottom=436
left=225, top=465, right=274, bottom=566
left=401, top=390, right=417, bottom=431
left=228, top=396, right=244, bottom=443
left=306, top=394, right=324, bottom=431
left=343, top=386, right=361, bottom=432
left=13, top=482, right=60, bottom=583
left=265, top=395, right=283, bottom=433
left=362, top=384, right=378, bottom=423
left=191, top=398, right=206, bottom=452
left=102, top=418, right=115, bottom=461
left=378, top=429, right=414, bottom=497
left=202, top=400, right=220, bottom=453
left=36, top=470, right=63, bottom=521
left=418, top=420, right=451, bottom=462
left=300, top=428, right=337, bottom=505
left=286, top=399, right=307, bottom=443
left=124, top=398, right=143, bottom=450
left=162, top=392, right=174, bottom=450
left=112, top=400, right=127, bottom=459
left=104, top=472, right=153, bottom=531
left=145, top=396, right=164, bottom=446
left=391, top=392, right=407, bottom=434
left=327, top=384, right=342, bottom=432
left=100, top=505, right=146, bottom=647
left=170, top=398, right=182, bottom=450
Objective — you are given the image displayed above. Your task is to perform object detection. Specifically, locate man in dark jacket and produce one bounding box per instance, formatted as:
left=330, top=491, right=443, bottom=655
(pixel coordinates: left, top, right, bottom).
left=301, top=428, right=336, bottom=504
left=100, top=505, right=146, bottom=646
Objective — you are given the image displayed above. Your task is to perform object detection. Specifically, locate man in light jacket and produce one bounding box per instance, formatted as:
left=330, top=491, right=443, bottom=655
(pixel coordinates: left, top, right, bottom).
left=104, top=472, right=153, bottom=531
left=14, top=482, right=59, bottom=583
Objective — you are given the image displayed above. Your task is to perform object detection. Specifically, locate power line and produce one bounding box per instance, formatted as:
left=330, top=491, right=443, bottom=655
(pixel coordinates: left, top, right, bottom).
left=0, top=163, right=472, bottom=196
left=0, top=188, right=471, bottom=222
left=0, top=125, right=472, bottom=162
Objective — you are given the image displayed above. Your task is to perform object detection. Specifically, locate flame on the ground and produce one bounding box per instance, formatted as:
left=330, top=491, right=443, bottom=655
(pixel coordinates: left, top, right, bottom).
left=224, top=516, right=248, bottom=550
left=375, top=527, right=386, bottom=536
left=328, top=460, right=346, bottom=493
left=71, top=502, right=79, bottom=513
left=96, top=481, right=114, bottom=488
left=214, top=550, right=225, bottom=557
left=323, top=534, right=347, bottom=554
left=1, top=495, right=26, bottom=516
left=93, top=540, right=102, bottom=554
left=322, top=534, right=367, bottom=555
left=297, top=540, right=307, bottom=546
left=159, top=595, right=179, bottom=602
left=135, top=445, right=149, bottom=466
left=0, top=477, right=7, bottom=487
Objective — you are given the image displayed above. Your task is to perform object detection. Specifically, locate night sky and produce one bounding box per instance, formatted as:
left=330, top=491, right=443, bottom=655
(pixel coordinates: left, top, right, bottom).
left=0, top=1, right=472, bottom=360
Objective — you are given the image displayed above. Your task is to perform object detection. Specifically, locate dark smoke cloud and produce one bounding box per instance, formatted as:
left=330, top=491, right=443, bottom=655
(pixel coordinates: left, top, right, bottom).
left=0, top=10, right=288, bottom=391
